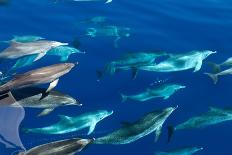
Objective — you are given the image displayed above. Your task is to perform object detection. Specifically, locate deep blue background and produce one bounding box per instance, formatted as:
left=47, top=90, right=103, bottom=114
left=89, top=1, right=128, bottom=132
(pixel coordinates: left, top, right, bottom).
left=0, top=0, right=232, bottom=154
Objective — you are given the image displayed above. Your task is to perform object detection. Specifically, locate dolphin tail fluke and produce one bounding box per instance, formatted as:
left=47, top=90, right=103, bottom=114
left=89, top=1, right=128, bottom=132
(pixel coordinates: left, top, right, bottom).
left=121, top=94, right=128, bottom=102
left=167, top=125, right=174, bottom=143
left=207, top=62, right=221, bottom=73
left=204, top=73, right=218, bottom=84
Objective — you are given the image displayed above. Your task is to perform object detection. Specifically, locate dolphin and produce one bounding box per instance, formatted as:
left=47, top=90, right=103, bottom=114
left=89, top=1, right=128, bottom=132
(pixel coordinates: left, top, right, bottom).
left=1, top=35, right=44, bottom=44
left=86, top=26, right=130, bottom=47
left=139, top=50, right=216, bottom=73
left=98, top=51, right=167, bottom=79
left=9, top=87, right=81, bottom=116
left=168, top=107, right=232, bottom=142
left=0, top=40, right=68, bottom=70
left=23, top=110, right=113, bottom=135
left=47, top=46, right=85, bottom=62
left=208, top=57, right=232, bottom=73
left=0, top=63, right=75, bottom=95
left=17, top=138, right=94, bottom=155
left=204, top=67, right=232, bottom=84
left=121, top=84, right=186, bottom=102
left=94, top=106, right=177, bottom=144
left=155, top=147, right=203, bottom=155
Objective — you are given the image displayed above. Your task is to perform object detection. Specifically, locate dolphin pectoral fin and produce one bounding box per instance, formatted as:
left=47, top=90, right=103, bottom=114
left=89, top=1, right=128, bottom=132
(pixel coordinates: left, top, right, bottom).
left=34, top=52, right=46, bottom=61
left=131, top=67, right=138, bottom=80
left=193, top=61, right=203, bottom=72
left=46, top=79, right=59, bottom=93
left=60, top=55, right=69, bottom=62
left=37, top=108, right=55, bottom=117
left=11, top=55, right=38, bottom=70
left=163, top=95, right=170, bottom=100
left=155, top=126, right=162, bottom=142
left=87, top=123, right=96, bottom=135
left=58, top=115, right=72, bottom=122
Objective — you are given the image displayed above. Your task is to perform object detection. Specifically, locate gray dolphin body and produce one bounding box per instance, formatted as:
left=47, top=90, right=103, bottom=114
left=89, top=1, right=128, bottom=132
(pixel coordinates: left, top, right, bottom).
left=205, top=67, right=232, bottom=84
left=10, top=87, right=81, bottom=116
left=168, top=107, right=232, bottom=142
left=208, top=57, right=232, bottom=73
left=121, top=84, right=186, bottom=102
left=18, top=138, right=94, bottom=155
left=99, top=52, right=167, bottom=79
left=155, top=147, right=203, bottom=155
left=0, top=40, right=67, bottom=60
left=0, top=63, right=75, bottom=94
left=139, top=50, right=216, bottom=72
left=24, top=110, right=113, bottom=135
left=94, top=106, right=177, bottom=144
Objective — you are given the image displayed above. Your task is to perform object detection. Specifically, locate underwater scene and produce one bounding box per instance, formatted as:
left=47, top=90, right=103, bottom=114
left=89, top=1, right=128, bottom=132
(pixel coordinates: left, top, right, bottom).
left=0, top=0, right=232, bottom=155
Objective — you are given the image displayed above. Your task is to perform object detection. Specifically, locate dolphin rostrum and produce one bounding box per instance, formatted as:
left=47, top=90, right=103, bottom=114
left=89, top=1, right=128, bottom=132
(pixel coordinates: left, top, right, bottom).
left=168, top=107, right=232, bottom=142
left=94, top=106, right=177, bottom=144
left=23, top=110, right=113, bottom=135
left=9, top=87, right=81, bottom=116
left=17, top=138, right=94, bottom=155
left=155, top=147, right=203, bottom=155
left=139, top=50, right=216, bottom=73
left=0, top=63, right=75, bottom=95
left=121, top=84, right=186, bottom=102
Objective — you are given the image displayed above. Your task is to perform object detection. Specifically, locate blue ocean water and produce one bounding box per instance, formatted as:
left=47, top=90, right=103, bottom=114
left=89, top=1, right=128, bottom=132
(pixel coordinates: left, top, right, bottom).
left=0, top=0, right=232, bottom=154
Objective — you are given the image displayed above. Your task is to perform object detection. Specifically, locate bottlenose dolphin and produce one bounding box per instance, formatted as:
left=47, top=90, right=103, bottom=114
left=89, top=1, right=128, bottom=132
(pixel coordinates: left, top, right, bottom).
left=94, top=106, right=177, bottom=144
left=121, top=84, right=186, bottom=102
left=0, top=63, right=75, bottom=95
left=205, top=67, right=232, bottom=84
left=24, top=110, right=113, bottom=135
left=86, top=26, right=130, bottom=47
left=17, top=138, right=94, bottom=155
left=208, top=57, right=232, bottom=73
left=168, top=107, right=232, bottom=142
left=155, top=147, right=203, bottom=155
left=0, top=40, right=68, bottom=70
left=98, top=52, right=167, bottom=79
left=1, top=35, right=44, bottom=44
left=139, top=50, right=216, bottom=72
left=10, top=87, right=81, bottom=116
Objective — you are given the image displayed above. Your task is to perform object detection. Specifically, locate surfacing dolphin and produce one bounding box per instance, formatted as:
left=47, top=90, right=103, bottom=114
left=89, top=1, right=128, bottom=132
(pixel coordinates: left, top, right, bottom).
left=17, top=138, right=94, bottom=155
left=168, top=107, right=232, bottom=142
left=1, top=35, right=44, bottom=44
left=155, top=146, right=203, bottom=155
left=23, top=110, right=113, bottom=135
left=0, top=63, right=75, bottom=96
left=98, top=51, right=167, bottom=79
left=121, top=83, right=186, bottom=102
left=0, top=40, right=68, bottom=70
left=139, top=50, right=216, bottom=73
left=10, top=87, right=81, bottom=117
left=94, top=106, right=177, bottom=144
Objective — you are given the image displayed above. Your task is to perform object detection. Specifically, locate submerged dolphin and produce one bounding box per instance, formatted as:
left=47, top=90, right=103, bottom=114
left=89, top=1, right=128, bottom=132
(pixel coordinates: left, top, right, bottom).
left=205, top=67, right=232, bottom=84
left=98, top=52, right=167, bottom=79
left=139, top=50, right=216, bottom=72
left=1, top=35, right=44, bottom=44
left=94, top=106, right=177, bottom=144
left=208, top=57, right=232, bottom=73
left=24, top=110, right=113, bottom=135
left=0, top=63, right=75, bottom=95
left=155, top=147, right=203, bottom=155
left=168, top=107, right=232, bottom=142
left=10, top=87, right=81, bottom=116
left=86, top=26, right=130, bottom=47
left=18, top=138, right=94, bottom=155
left=121, top=84, right=186, bottom=102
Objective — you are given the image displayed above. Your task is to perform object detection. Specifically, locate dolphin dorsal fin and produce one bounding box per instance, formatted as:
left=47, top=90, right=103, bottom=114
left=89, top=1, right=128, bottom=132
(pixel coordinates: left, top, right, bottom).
left=120, top=121, right=132, bottom=127
left=59, top=115, right=71, bottom=122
